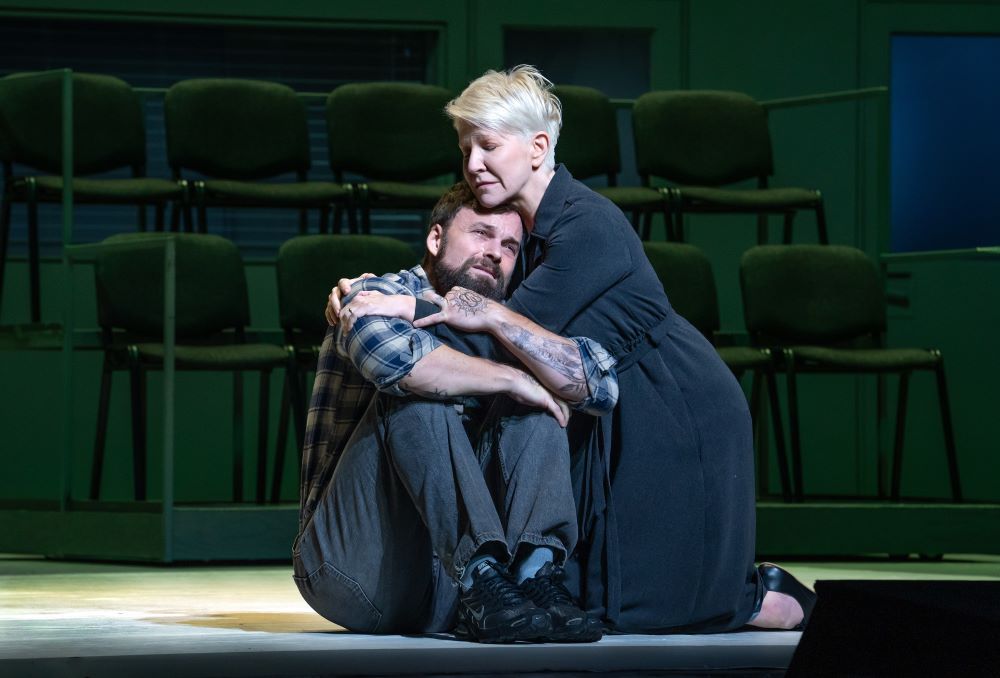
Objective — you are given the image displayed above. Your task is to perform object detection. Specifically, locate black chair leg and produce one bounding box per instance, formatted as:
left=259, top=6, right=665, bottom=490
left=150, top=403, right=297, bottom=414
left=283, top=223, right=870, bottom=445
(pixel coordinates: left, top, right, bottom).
left=233, top=372, right=244, bottom=503
left=358, top=185, right=371, bottom=235
left=298, top=208, right=308, bottom=236
left=757, top=213, right=769, bottom=246
left=196, top=183, right=208, bottom=235
left=26, top=179, right=41, bottom=323
left=271, top=375, right=291, bottom=504
left=0, top=191, right=11, bottom=321
left=782, top=212, right=794, bottom=245
left=784, top=350, right=804, bottom=501
left=320, top=205, right=331, bottom=235
left=933, top=355, right=962, bottom=502
left=256, top=370, right=271, bottom=504
left=641, top=211, right=653, bottom=241
left=137, top=205, right=147, bottom=232
left=154, top=203, right=166, bottom=231
left=765, top=365, right=792, bottom=503
left=877, top=372, right=887, bottom=497
left=90, top=355, right=114, bottom=501
left=128, top=351, right=147, bottom=501
left=890, top=371, right=911, bottom=501
left=815, top=198, right=829, bottom=245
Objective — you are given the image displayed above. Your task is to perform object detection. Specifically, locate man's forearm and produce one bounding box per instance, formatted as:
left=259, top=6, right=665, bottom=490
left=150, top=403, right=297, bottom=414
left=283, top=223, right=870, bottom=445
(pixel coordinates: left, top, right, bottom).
left=399, top=344, right=522, bottom=399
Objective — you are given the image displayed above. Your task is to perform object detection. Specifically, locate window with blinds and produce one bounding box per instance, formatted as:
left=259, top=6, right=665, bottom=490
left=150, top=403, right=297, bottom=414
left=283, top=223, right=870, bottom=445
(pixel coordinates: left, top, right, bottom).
left=0, top=15, right=438, bottom=258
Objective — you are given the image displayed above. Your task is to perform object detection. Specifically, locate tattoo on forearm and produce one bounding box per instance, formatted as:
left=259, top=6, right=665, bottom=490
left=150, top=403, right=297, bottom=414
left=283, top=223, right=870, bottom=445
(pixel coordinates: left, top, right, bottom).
left=499, top=321, right=588, bottom=399
left=400, top=380, right=451, bottom=400
left=450, top=290, right=487, bottom=316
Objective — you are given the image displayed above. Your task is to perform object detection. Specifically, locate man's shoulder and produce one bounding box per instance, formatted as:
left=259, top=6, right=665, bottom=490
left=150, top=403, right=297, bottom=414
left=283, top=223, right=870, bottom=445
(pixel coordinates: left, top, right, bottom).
left=356, top=265, right=431, bottom=297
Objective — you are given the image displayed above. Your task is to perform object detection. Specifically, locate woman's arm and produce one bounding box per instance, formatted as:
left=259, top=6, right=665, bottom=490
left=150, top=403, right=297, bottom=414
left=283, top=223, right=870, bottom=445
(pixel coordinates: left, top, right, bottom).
left=415, top=287, right=591, bottom=404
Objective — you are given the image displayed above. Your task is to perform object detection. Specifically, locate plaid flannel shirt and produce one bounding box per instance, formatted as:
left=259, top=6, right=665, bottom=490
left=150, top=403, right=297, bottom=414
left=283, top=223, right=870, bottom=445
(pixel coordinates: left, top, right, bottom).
left=297, top=265, right=618, bottom=530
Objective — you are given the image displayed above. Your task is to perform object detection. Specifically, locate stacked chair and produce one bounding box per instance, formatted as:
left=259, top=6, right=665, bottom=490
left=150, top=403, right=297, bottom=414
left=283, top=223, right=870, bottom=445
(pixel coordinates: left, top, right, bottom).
left=272, top=234, right=416, bottom=502
left=740, top=245, right=962, bottom=502
left=164, top=78, right=353, bottom=235
left=90, top=233, right=292, bottom=503
left=552, top=84, right=669, bottom=234
left=0, top=71, right=183, bottom=322
left=643, top=242, right=792, bottom=500
left=326, top=82, right=460, bottom=234
left=633, top=90, right=828, bottom=244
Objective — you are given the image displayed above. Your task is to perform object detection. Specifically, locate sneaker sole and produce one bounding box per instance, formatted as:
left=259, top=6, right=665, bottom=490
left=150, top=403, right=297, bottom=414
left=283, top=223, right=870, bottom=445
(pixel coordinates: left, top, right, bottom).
left=456, top=611, right=552, bottom=644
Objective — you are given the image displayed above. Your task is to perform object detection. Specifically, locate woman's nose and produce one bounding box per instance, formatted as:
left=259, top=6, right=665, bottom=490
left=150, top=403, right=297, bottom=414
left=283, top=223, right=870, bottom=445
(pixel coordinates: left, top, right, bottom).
left=465, top=148, right=484, bottom=173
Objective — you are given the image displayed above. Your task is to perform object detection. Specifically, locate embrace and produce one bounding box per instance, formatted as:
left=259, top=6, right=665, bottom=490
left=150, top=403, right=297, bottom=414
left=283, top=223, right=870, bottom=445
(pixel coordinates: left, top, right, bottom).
left=292, top=66, right=814, bottom=643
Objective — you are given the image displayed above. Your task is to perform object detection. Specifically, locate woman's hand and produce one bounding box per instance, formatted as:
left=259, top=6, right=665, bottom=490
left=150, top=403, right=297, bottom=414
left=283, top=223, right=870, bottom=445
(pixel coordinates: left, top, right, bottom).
left=325, top=273, right=375, bottom=325
left=339, top=292, right=416, bottom=334
left=506, top=366, right=571, bottom=427
left=413, top=286, right=501, bottom=333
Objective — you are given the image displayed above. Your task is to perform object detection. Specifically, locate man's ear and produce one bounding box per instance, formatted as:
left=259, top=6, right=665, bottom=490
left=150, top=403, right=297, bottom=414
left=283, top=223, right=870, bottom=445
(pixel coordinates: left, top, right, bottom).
left=529, top=131, right=550, bottom=169
left=426, top=223, right=444, bottom=256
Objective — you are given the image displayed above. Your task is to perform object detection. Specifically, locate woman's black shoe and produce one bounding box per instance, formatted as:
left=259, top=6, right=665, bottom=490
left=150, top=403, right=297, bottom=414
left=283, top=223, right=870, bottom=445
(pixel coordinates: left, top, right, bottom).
left=756, top=563, right=817, bottom=631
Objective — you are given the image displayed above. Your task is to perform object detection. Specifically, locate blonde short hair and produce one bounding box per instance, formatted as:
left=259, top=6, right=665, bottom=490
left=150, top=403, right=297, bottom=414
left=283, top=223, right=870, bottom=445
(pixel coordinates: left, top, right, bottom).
left=445, top=65, right=562, bottom=168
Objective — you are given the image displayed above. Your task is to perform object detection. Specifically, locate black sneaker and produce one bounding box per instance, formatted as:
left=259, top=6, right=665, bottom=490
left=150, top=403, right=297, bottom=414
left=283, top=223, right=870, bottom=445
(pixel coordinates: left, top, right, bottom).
left=519, top=562, right=603, bottom=642
left=455, top=560, right=552, bottom=643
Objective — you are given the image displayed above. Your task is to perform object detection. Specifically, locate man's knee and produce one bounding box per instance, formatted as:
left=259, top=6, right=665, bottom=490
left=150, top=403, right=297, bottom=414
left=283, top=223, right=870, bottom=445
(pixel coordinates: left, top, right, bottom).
left=293, top=552, right=383, bottom=632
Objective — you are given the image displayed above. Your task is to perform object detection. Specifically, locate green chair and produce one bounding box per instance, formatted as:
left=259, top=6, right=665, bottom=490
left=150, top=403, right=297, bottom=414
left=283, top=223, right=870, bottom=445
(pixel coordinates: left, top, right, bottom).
left=633, top=90, right=828, bottom=244
left=271, top=233, right=417, bottom=502
left=90, top=233, right=291, bottom=503
left=643, top=241, right=792, bottom=500
left=553, top=84, right=668, bottom=237
left=164, top=78, right=353, bottom=234
left=326, top=82, right=460, bottom=234
left=740, top=245, right=961, bottom=502
left=0, top=71, right=184, bottom=322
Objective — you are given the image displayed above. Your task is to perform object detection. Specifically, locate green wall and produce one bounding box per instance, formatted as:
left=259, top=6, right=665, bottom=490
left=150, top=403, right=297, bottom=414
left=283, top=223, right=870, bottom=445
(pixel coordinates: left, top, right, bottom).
left=2, top=0, right=999, bottom=506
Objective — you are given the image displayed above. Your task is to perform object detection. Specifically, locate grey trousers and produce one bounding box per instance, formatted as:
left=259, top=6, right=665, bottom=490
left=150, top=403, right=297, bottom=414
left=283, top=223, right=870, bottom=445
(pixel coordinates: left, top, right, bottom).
left=293, top=394, right=577, bottom=634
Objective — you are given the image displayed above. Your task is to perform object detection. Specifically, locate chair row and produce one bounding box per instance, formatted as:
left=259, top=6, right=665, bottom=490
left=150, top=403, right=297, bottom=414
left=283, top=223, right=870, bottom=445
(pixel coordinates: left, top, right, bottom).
left=89, top=232, right=417, bottom=504
left=0, top=73, right=835, bottom=324
left=644, top=241, right=961, bottom=503
left=88, top=232, right=960, bottom=506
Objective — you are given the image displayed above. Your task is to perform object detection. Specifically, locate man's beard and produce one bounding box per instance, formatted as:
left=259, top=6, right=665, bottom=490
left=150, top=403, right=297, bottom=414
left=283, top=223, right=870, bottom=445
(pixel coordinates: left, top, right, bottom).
left=430, top=253, right=507, bottom=301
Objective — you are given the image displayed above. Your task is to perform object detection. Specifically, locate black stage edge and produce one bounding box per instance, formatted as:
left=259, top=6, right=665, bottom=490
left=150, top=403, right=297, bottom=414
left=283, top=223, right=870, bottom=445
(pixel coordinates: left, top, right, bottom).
left=788, top=580, right=1000, bottom=676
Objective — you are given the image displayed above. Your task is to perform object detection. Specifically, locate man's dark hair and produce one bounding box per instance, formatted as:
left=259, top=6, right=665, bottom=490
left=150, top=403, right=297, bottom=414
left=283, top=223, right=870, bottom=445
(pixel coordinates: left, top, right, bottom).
left=421, top=182, right=518, bottom=270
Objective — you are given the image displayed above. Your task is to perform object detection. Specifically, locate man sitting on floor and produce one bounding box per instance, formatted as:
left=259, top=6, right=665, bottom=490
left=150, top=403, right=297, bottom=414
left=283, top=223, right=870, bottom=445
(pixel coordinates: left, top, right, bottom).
left=293, top=182, right=617, bottom=643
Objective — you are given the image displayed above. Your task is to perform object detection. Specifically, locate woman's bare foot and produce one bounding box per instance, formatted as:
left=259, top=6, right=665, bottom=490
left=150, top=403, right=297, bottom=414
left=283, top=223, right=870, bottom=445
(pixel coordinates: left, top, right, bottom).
left=747, top=590, right=804, bottom=629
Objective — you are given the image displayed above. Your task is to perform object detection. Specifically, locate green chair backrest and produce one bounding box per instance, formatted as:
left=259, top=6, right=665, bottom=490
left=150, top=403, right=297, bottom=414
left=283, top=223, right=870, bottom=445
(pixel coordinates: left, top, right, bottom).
left=633, top=90, right=773, bottom=186
left=551, top=84, right=621, bottom=181
left=326, top=82, right=459, bottom=182
left=0, top=71, right=145, bottom=175
left=740, top=245, right=887, bottom=344
left=277, top=234, right=418, bottom=342
left=95, top=233, right=250, bottom=339
left=164, top=78, right=310, bottom=180
left=642, top=242, right=720, bottom=339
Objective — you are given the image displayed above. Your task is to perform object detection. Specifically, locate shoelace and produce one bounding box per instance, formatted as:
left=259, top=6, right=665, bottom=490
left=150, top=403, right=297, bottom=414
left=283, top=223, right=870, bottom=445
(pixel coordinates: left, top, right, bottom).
left=524, top=568, right=574, bottom=608
left=476, top=566, right=529, bottom=608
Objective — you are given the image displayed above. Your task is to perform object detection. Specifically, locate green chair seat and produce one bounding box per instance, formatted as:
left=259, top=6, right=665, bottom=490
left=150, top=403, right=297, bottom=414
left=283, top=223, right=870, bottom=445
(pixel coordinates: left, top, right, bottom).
left=202, top=179, right=352, bottom=207
left=326, top=82, right=460, bottom=233
left=633, top=90, right=828, bottom=244
left=364, top=181, right=450, bottom=206
left=134, top=342, right=289, bottom=369
left=716, top=345, right=773, bottom=371
left=23, top=176, right=184, bottom=202
left=740, top=244, right=961, bottom=503
left=676, top=186, right=821, bottom=210
left=790, top=346, right=941, bottom=371
left=91, top=232, right=291, bottom=504
left=596, top=186, right=666, bottom=210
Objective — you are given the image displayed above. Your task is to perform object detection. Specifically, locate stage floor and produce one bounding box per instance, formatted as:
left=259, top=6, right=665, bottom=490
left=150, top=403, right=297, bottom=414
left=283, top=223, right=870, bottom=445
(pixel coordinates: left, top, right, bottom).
left=2, top=554, right=998, bottom=677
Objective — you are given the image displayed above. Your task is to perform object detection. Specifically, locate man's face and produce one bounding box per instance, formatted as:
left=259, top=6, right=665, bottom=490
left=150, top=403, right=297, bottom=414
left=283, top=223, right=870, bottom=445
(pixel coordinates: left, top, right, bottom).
left=426, top=206, right=523, bottom=300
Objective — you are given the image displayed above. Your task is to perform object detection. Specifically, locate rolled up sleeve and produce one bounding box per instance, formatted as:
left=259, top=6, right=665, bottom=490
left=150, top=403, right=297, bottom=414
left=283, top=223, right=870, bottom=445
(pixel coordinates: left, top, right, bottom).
left=334, top=274, right=442, bottom=396
left=570, top=336, right=619, bottom=416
